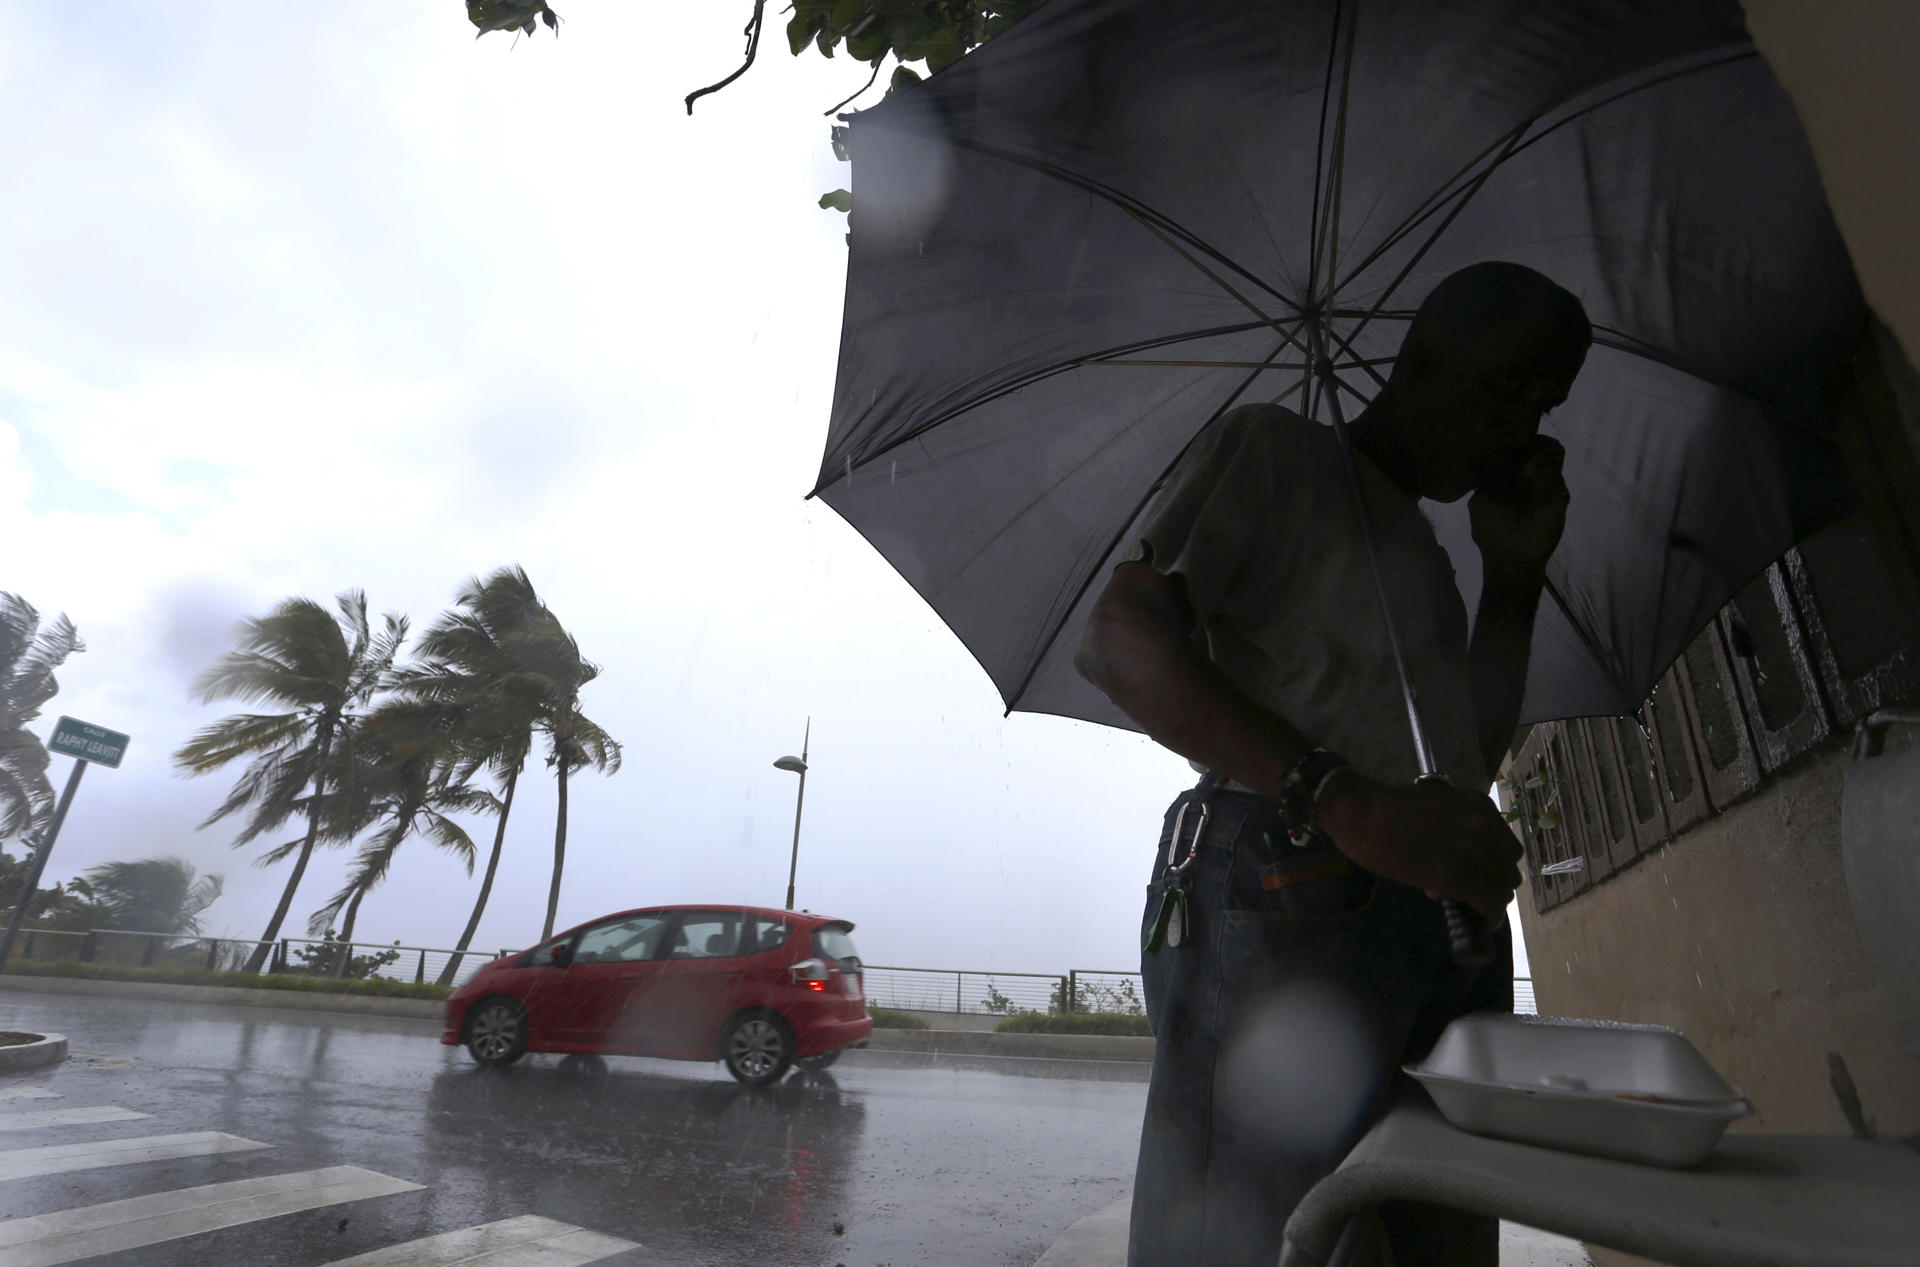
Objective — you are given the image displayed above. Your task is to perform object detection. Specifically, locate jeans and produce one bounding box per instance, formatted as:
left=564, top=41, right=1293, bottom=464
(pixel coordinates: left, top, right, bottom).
left=1127, top=776, right=1512, bottom=1266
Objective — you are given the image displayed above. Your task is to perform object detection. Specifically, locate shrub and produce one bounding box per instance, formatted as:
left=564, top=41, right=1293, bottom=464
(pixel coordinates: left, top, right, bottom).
left=866, top=1006, right=931, bottom=1030
left=995, top=1011, right=1153, bottom=1037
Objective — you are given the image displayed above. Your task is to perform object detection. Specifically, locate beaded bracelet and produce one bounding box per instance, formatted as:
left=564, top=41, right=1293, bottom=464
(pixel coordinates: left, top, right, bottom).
left=1278, top=747, right=1351, bottom=841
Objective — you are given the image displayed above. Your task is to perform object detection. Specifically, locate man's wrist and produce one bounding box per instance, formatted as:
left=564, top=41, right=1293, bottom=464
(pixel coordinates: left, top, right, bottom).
left=1312, top=767, right=1377, bottom=843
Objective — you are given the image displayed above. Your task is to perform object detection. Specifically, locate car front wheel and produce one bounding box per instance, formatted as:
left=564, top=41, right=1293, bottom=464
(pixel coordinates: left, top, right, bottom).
left=722, top=1012, right=794, bottom=1086
left=464, top=997, right=528, bottom=1067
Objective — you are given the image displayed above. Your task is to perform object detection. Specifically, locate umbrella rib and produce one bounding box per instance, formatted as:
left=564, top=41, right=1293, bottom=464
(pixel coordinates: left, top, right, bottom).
left=1306, top=0, right=1349, bottom=308
left=1312, top=2, right=1360, bottom=312
left=1589, top=327, right=1839, bottom=444
left=1540, top=572, right=1633, bottom=715
left=1334, top=49, right=1759, bottom=296
left=1000, top=340, right=1298, bottom=713
left=810, top=320, right=1291, bottom=496
left=1339, top=122, right=1531, bottom=352
left=941, top=136, right=1304, bottom=316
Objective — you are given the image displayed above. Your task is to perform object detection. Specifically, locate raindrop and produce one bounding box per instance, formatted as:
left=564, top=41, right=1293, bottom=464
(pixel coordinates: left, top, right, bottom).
left=1672, top=896, right=1679, bottom=909
left=1695, top=971, right=1704, bottom=989
left=890, top=460, right=897, bottom=484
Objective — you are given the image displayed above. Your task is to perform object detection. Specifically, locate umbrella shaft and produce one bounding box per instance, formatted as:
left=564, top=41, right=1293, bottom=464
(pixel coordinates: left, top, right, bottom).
left=1311, top=345, right=1440, bottom=780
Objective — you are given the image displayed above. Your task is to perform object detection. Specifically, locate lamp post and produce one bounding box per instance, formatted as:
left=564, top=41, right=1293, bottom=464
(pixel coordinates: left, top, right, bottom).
left=773, top=719, right=810, bottom=912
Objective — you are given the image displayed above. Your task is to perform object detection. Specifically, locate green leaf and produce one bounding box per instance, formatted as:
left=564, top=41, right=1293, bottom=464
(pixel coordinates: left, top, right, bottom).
left=787, top=12, right=819, bottom=56
left=889, top=65, right=922, bottom=93
left=1524, top=774, right=1546, bottom=789
left=830, top=0, right=866, bottom=30
left=848, top=28, right=891, bottom=61
left=815, top=26, right=837, bottom=58
left=818, top=188, right=853, bottom=213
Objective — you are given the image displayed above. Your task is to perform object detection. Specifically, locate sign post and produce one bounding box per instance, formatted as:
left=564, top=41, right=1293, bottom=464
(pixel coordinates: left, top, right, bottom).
left=0, top=717, right=130, bottom=974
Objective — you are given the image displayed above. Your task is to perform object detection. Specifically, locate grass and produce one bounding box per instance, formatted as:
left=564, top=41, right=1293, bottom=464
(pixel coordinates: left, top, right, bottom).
left=994, top=1011, right=1153, bottom=1037
left=2, top=957, right=453, bottom=1001
left=866, top=1006, right=931, bottom=1029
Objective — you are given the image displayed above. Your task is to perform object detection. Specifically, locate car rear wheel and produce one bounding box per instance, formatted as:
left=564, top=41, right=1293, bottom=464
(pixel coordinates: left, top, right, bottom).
left=464, top=997, right=528, bottom=1067
left=722, top=1012, right=794, bottom=1086
left=796, top=1048, right=843, bottom=1073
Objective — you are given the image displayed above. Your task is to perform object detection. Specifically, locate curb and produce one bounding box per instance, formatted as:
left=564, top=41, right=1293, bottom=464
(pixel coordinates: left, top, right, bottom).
left=0, top=1031, right=68, bottom=1074
left=0, top=973, right=444, bottom=1021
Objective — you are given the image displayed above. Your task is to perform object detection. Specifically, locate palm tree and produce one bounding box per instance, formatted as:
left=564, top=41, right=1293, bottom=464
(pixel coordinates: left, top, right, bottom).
left=303, top=700, right=487, bottom=945
left=173, top=591, right=406, bottom=973
left=79, top=857, right=223, bottom=935
left=393, top=575, right=544, bottom=984
left=1, top=593, right=84, bottom=842
left=397, top=567, right=619, bottom=952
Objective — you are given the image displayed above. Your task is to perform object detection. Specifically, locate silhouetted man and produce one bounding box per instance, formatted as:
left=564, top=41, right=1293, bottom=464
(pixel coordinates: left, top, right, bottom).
left=1076, top=261, right=1591, bottom=1266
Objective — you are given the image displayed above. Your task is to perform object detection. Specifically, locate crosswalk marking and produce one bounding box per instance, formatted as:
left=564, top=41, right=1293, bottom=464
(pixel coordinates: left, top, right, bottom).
left=320, top=1214, right=639, bottom=1265
left=0, top=1164, right=424, bottom=1267
left=0, top=1131, right=271, bottom=1182
left=0, top=1105, right=148, bottom=1132
left=0, top=1087, right=61, bottom=1101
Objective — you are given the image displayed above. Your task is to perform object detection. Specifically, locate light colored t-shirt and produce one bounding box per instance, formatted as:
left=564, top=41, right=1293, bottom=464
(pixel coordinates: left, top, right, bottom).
left=1132, top=403, right=1485, bottom=789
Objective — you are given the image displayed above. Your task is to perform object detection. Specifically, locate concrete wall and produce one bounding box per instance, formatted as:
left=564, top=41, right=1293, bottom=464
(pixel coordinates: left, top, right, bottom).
left=1515, top=747, right=1920, bottom=1140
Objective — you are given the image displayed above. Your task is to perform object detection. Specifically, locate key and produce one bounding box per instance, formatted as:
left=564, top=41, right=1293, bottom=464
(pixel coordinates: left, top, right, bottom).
left=1166, top=883, right=1192, bottom=949
left=1144, top=884, right=1177, bottom=954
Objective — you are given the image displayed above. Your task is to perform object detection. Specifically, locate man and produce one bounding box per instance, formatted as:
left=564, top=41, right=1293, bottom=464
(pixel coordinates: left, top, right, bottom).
left=1075, top=261, right=1592, bottom=1265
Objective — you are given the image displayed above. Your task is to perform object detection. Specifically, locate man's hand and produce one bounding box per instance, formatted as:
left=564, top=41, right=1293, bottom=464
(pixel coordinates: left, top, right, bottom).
left=1470, top=433, right=1569, bottom=582
left=1315, top=772, right=1522, bottom=919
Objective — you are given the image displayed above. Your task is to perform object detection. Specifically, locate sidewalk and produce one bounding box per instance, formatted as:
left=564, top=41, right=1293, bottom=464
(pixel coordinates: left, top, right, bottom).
left=1033, top=1199, right=1596, bottom=1266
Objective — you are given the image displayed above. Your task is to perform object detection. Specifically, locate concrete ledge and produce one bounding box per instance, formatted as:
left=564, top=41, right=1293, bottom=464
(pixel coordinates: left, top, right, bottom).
left=0, top=1031, right=68, bottom=1073
left=866, top=1028, right=1154, bottom=1062
left=0, top=972, right=444, bottom=1021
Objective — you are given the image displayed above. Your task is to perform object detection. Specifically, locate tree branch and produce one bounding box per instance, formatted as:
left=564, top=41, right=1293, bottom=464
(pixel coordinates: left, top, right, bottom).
left=685, top=0, right=769, bottom=116
left=825, top=59, right=884, bottom=116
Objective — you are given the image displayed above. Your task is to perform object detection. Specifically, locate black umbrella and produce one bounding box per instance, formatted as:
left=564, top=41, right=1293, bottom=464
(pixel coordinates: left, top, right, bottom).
left=813, top=0, right=1866, bottom=741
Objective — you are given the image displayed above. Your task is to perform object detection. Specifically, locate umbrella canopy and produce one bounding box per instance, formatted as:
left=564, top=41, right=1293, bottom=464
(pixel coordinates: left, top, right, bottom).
left=813, top=0, right=1867, bottom=732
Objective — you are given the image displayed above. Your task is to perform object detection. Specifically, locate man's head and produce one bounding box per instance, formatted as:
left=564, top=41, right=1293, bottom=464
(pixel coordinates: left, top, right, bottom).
left=1383, top=261, right=1592, bottom=501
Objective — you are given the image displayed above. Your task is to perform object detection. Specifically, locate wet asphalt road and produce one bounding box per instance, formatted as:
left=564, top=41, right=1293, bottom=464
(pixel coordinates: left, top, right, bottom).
left=0, top=993, right=1145, bottom=1267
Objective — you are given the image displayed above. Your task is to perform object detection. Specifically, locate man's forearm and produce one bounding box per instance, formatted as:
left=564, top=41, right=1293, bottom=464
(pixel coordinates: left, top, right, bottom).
left=1077, top=566, right=1315, bottom=797
left=1469, top=570, right=1546, bottom=778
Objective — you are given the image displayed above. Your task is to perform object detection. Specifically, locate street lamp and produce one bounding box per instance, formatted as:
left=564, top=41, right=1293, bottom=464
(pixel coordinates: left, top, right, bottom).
left=774, top=719, right=810, bottom=912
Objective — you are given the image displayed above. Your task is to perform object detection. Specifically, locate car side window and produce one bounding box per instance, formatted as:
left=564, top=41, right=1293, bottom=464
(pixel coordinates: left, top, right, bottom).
left=572, top=915, right=669, bottom=965
left=667, top=911, right=742, bottom=960
left=748, top=918, right=790, bottom=955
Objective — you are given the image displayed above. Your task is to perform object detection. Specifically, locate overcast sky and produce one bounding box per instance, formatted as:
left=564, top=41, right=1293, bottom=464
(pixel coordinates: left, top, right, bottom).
left=2, top=1, right=1527, bottom=982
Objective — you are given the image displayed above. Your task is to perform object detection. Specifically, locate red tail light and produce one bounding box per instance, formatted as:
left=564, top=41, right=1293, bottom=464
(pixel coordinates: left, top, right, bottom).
left=806, top=979, right=827, bottom=991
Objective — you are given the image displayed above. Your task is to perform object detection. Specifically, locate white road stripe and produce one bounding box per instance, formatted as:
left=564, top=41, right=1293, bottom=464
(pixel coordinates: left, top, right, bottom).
left=0, top=1087, right=61, bottom=1101
left=0, top=1164, right=424, bottom=1267
left=320, top=1214, right=639, bottom=1265
left=0, top=1106, right=148, bottom=1132
left=0, top=1131, right=270, bottom=1182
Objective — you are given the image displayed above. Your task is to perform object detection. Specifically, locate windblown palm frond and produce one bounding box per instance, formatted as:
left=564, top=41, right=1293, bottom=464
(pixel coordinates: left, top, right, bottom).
left=172, top=590, right=409, bottom=971
left=80, top=856, right=224, bottom=935
left=1, top=593, right=84, bottom=840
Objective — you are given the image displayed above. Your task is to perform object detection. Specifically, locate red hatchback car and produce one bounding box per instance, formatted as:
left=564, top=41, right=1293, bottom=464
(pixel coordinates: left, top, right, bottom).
left=443, top=905, right=872, bottom=1085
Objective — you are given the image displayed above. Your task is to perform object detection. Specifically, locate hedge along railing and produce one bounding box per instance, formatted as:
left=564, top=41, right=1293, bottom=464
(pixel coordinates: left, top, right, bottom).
left=4, top=929, right=517, bottom=990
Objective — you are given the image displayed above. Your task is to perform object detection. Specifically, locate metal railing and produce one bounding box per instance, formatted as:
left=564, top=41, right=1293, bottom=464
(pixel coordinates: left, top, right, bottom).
left=3, top=928, right=1541, bottom=1018
left=2, top=928, right=517, bottom=990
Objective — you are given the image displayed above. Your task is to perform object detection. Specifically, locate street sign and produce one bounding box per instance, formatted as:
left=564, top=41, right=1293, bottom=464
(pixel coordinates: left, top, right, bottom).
left=48, top=716, right=130, bottom=770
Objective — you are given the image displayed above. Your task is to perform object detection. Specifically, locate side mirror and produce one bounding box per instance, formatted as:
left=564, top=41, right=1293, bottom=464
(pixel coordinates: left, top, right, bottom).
left=550, top=943, right=575, bottom=967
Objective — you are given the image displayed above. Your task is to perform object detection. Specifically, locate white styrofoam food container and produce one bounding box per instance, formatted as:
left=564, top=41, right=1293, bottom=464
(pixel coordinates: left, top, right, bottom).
left=1405, top=1014, right=1752, bottom=1167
